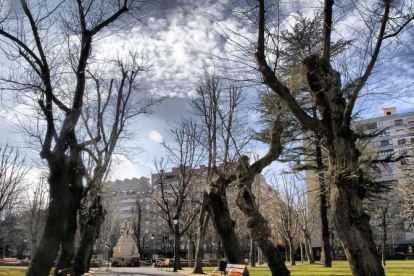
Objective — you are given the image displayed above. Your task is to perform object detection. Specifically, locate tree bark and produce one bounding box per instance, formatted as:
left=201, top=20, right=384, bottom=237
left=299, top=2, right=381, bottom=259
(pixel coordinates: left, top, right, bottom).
left=173, top=233, right=181, bottom=271
left=250, top=237, right=256, bottom=267
left=300, top=242, right=304, bottom=264
left=327, top=140, right=383, bottom=275
left=53, top=192, right=81, bottom=275
left=205, top=179, right=245, bottom=265
left=73, top=194, right=105, bottom=275
left=303, top=233, right=314, bottom=264
left=26, top=167, right=72, bottom=276
left=236, top=183, right=290, bottom=276
left=287, top=237, right=295, bottom=266
left=316, top=144, right=332, bottom=267
left=258, top=248, right=264, bottom=265
left=193, top=209, right=209, bottom=273
left=188, top=235, right=193, bottom=267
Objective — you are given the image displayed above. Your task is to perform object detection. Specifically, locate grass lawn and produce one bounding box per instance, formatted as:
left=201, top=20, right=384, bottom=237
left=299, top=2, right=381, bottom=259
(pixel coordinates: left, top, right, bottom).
left=0, top=267, right=54, bottom=276
left=0, top=267, right=27, bottom=276
left=202, top=260, right=414, bottom=276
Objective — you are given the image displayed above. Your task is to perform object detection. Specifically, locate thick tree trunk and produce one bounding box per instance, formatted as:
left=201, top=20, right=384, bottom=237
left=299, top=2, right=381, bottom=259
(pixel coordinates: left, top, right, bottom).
left=303, top=55, right=385, bottom=276
left=250, top=237, right=256, bottom=267
left=288, top=237, right=295, bottom=266
left=173, top=233, right=181, bottom=271
left=26, top=168, right=71, bottom=276
left=328, top=139, right=384, bottom=276
left=316, top=145, right=332, bottom=267
left=236, top=185, right=290, bottom=276
left=205, top=184, right=245, bottom=264
left=54, top=180, right=83, bottom=276
left=73, top=194, right=105, bottom=275
left=193, top=211, right=209, bottom=273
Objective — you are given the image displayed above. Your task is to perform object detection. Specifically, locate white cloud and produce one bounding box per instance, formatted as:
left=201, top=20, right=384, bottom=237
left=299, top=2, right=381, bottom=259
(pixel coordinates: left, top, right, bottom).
left=149, top=130, right=163, bottom=143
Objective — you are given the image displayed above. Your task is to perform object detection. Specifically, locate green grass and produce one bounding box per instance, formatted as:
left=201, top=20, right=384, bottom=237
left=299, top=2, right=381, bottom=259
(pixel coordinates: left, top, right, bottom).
left=202, top=260, right=414, bottom=276
left=0, top=267, right=27, bottom=276
left=0, top=267, right=54, bottom=276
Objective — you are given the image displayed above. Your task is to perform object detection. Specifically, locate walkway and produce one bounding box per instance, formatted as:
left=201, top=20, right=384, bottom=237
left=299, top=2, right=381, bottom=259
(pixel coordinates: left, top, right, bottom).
left=90, top=267, right=188, bottom=276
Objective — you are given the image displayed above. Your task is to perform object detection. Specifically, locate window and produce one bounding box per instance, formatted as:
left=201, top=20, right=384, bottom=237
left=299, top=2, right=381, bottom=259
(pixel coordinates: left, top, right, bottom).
left=378, top=150, right=394, bottom=156
left=400, top=149, right=408, bottom=155
left=384, top=131, right=391, bottom=136
left=401, top=159, right=409, bottom=165
left=380, top=140, right=391, bottom=146
left=366, top=123, right=377, bottom=130
left=387, top=111, right=392, bottom=115
left=395, top=119, right=403, bottom=126
left=378, top=122, right=384, bottom=127
left=398, top=139, right=406, bottom=145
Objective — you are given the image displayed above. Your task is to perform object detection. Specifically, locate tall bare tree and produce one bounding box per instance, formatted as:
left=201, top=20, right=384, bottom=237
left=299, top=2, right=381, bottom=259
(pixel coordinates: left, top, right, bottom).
left=72, top=54, right=159, bottom=275
left=191, top=73, right=250, bottom=268
left=0, top=144, right=27, bottom=218
left=24, top=177, right=49, bottom=260
left=0, top=1, right=145, bottom=275
left=153, top=120, right=204, bottom=272
left=253, top=0, right=414, bottom=275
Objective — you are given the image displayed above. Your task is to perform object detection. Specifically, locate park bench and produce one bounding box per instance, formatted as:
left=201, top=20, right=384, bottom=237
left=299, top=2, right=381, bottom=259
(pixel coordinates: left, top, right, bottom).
left=57, top=267, right=74, bottom=276
left=157, top=258, right=171, bottom=271
left=3, top=258, right=20, bottom=266
left=211, top=262, right=248, bottom=276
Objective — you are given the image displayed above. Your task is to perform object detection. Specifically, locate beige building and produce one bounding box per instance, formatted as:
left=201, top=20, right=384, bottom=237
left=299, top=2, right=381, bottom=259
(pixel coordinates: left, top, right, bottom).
left=354, top=107, right=414, bottom=252
left=305, top=107, right=414, bottom=255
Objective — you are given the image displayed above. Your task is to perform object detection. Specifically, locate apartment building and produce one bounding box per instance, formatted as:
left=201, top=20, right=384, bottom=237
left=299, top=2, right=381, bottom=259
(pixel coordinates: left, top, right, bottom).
left=354, top=107, right=414, bottom=253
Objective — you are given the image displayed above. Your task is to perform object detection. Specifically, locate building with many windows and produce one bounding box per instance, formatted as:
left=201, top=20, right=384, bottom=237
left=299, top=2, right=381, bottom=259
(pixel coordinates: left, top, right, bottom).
left=354, top=107, right=414, bottom=253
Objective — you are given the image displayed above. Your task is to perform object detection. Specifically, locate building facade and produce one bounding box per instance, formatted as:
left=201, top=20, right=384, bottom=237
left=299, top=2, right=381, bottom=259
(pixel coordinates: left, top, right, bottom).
left=354, top=107, right=414, bottom=253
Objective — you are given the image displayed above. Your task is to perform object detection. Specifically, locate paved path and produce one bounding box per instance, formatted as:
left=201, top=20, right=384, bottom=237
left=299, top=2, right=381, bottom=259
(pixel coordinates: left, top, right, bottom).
left=90, top=267, right=187, bottom=276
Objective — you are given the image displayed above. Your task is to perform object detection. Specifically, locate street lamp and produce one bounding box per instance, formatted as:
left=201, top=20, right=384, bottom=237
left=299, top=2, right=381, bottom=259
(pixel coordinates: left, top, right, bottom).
left=211, top=241, right=215, bottom=259
left=150, top=234, right=155, bottom=264
left=173, top=216, right=179, bottom=272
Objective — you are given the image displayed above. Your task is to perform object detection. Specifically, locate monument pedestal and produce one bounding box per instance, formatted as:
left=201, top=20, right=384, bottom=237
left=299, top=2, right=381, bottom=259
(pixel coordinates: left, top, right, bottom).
left=112, top=220, right=140, bottom=266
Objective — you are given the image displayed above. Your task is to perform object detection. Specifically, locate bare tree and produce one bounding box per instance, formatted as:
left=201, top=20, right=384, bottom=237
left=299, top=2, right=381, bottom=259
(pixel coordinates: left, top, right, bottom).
left=0, top=144, right=27, bottom=218
left=271, top=175, right=300, bottom=266
left=24, top=177, right=49, bottom=260
left=131, top=199, right=144, bottom=256
left=98, top=184, right=122, bottom=262
left=153, top=120, right=204, bottom=272
left=0, top=1, right=145, bottom=275
left=72, top=54, right=160, bottom=275
left=252, top=0, right=414, bottom=275
left=294, top=179, right=317, bottom=264
left=191, top=73, right=249, bottom=268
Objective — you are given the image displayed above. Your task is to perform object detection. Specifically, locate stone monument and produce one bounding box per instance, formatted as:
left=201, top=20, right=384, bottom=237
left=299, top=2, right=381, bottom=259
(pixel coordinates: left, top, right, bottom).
left=112, top=219, right=140, bottom=266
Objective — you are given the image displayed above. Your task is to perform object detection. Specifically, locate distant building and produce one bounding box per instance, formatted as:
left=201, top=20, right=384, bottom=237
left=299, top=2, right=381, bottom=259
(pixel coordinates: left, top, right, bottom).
left=305, top=107, right=414, bottom=256
left=354, top=107, right=414, bottom=253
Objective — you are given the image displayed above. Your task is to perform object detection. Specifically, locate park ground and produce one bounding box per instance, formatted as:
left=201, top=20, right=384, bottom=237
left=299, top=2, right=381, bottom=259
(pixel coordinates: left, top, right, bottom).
left=1, top=261, right=414, bottom=276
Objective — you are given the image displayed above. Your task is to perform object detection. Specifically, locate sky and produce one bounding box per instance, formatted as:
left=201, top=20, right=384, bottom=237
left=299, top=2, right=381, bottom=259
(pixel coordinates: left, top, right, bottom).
left=1, top=0, right=414, bottom=183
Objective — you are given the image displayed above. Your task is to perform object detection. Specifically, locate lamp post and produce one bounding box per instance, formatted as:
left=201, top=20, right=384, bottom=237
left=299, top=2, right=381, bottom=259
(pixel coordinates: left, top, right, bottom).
left=211, top=241, right=215, bottom=259
left=150, top=234, right=155, bottom=264
left=173, top=216, right=179, bottom=272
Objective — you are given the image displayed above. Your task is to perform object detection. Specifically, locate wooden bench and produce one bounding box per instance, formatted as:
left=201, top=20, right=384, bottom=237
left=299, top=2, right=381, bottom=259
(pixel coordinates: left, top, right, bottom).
left=211, top=263, right=248, bottom=276
left=57, top=267, right=74, bottom=276
left=157, top=258, right=171, bottom=271
left=3, top=258, right=20, bottom=266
